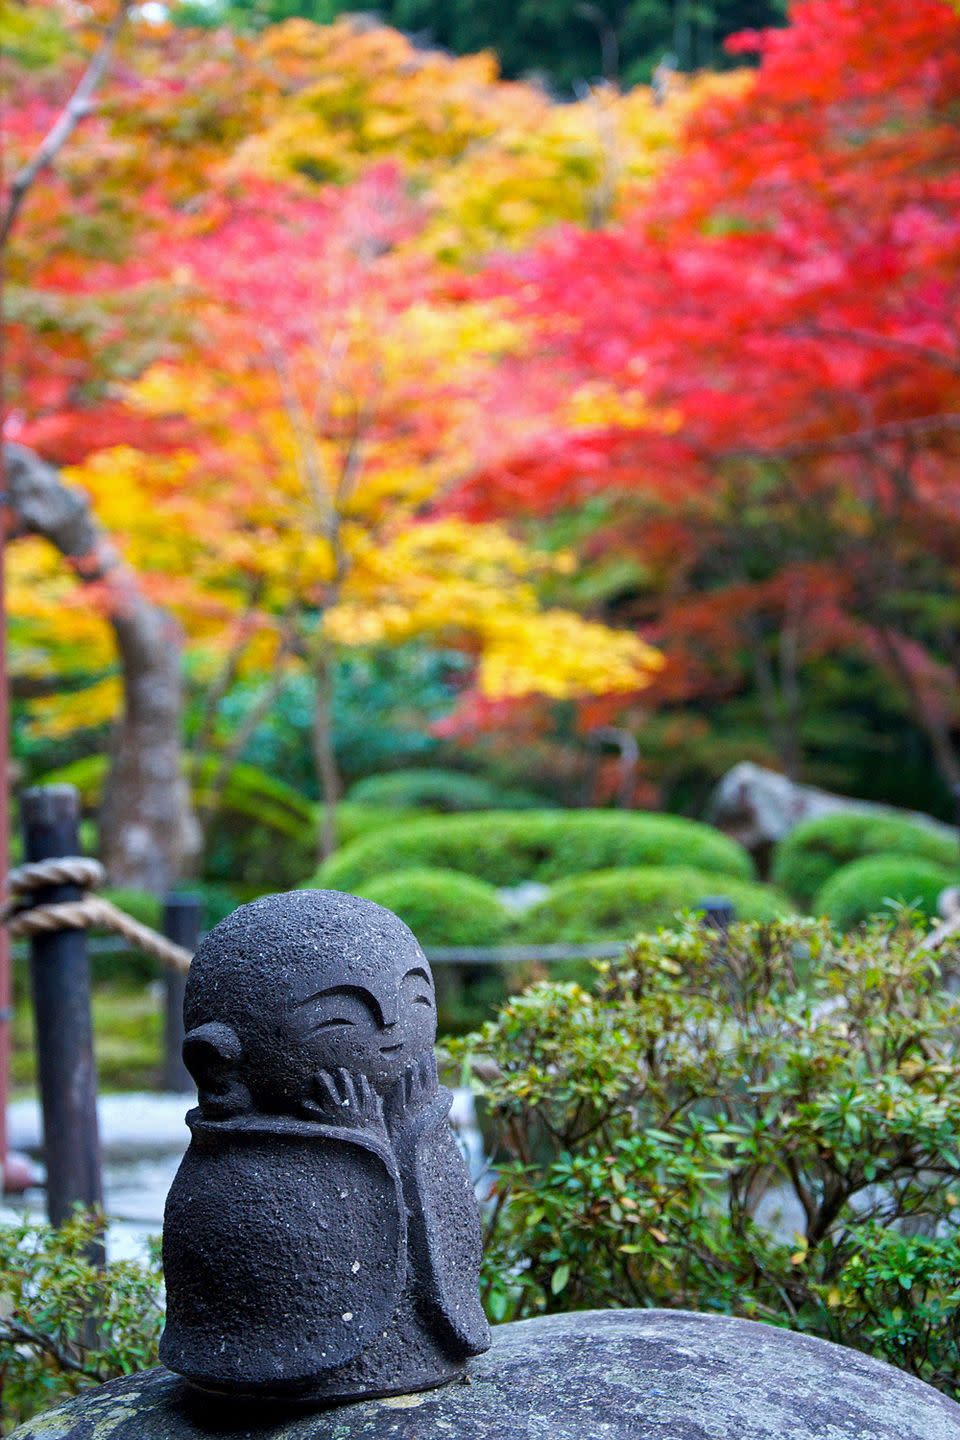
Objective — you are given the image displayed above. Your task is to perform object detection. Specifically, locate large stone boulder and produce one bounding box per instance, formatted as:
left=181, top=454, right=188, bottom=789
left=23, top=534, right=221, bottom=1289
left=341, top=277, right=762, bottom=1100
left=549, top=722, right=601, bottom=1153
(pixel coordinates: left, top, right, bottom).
left=707, top=760, right=954, bottom=858
left=12, top=1309, right=960, bottom=1440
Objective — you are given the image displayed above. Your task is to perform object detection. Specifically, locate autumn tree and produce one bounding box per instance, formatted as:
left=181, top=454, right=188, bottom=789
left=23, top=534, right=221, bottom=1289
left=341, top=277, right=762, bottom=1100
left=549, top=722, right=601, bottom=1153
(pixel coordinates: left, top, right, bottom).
left=63, top=171, right=660, bottom=859
left=459, top=0, right=960, bottom=804
left=5, top=6, right=712, bottom=873
left=179, top=0, right=787, bottom=88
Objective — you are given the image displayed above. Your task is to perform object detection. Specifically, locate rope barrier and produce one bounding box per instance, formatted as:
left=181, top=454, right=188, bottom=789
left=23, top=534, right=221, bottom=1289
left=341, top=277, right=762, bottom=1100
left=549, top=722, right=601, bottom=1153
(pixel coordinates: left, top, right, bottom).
left=2, top=857, right=193, bottom=975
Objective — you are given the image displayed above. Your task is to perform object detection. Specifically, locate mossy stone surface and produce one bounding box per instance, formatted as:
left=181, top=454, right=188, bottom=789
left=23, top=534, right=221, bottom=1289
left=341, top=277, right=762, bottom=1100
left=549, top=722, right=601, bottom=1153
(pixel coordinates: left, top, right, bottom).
left=12, top=1309, right=960, bottom=1440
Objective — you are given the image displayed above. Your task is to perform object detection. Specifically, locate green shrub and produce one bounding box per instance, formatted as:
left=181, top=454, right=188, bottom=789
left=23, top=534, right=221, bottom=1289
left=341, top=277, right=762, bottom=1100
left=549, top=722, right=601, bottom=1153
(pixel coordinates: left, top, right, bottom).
left=352, top=868, right=510, bottom=948
left=514, top=866, right=793, bottom=942
left=205, top=801, right=426, bottom=893
left=771, top=811, right=957, bottom=909
left=452, top=917, right=960, bottom=1394
left=0, top=1212, right=164, bottom=1432
left=816, top=855, right=958, bottom=930
left=347, top=768, right=541, bottom=813
left=335, top=802, right=428, bottom=847
left=36, top=758, right=430, bottom=894
left=314, top=810, right=755, bottom=892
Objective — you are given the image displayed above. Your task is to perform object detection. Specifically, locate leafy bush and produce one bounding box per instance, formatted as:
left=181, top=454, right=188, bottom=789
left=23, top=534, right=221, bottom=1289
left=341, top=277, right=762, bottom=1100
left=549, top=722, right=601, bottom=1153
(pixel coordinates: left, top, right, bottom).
left=37, top=757, right=405, bottom=894
left=514, top=866, right=793, bottom=942
left=314, top=810, right=755, bottom=892
left=0, top=1213, right=163, bottom=1432
left=771, top=811, right=957, bottom=910
left=352, top=868, right=510, bottom=947
left=816, top=856, right=958, bottom=931
left=205, top=801, right=425, bottom=894
left=347, top=768, right=542, bottom=813
left=335, top=802, right=428, bottom=848
left=451, top=917, right=960, bottom=1394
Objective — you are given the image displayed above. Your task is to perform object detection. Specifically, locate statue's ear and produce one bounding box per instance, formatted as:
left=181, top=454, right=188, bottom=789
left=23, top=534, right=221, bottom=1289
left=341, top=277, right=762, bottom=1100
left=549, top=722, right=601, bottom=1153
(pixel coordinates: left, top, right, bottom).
left=183, top=1022, right=251, bottom=1117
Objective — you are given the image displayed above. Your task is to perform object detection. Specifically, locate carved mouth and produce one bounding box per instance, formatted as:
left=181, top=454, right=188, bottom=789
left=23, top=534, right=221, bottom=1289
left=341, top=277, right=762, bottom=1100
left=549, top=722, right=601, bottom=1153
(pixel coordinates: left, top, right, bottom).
left=380, top=1042, right=403, bottom=1055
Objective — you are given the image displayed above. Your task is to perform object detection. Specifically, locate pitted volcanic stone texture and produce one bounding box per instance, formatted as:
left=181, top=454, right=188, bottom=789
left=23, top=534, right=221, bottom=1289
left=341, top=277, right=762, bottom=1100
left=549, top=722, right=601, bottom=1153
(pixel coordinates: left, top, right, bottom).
left=12, top=1309, right=960, bottom=1440
left=162, top=889, right=488, bottom=1403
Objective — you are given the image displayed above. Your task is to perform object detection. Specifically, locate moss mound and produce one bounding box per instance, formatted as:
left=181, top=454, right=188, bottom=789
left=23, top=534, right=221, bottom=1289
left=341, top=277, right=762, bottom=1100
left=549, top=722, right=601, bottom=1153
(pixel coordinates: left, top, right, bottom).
left=816, top=856, right=958, bottom=931
left=514, top=866, right=793, bottom=943
left=772, top=812, right=956, bottom=910
left=350, top=867, right=510, bottom=947
left=314, top=810, right=754, bottom=892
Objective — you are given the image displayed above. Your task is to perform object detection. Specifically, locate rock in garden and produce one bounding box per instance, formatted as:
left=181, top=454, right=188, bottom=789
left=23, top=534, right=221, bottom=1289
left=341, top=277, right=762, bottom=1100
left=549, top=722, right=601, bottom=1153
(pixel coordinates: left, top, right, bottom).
left=13, top=1308, right=960, bottom=1439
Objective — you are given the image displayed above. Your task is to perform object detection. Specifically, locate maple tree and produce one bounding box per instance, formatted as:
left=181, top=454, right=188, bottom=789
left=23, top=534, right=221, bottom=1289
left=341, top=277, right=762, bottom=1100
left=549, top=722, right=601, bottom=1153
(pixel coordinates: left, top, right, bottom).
left=459, top=0, right=960, bottom=804
left=183, top=0, right=787, bottom=90
left=58, top=171, right=661, bottom=859
left=3, top=6, right=707, bottom=878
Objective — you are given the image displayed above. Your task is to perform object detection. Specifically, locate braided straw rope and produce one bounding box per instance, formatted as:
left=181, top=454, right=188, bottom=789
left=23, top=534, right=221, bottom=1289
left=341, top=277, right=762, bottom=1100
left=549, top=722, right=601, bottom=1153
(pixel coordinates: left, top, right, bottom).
left=3, top=857, right=193, bottom=975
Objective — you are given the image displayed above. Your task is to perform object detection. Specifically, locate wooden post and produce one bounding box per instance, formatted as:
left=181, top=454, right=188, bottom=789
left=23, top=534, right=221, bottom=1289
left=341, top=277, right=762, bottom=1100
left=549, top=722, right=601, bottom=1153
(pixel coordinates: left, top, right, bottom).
left=22, top=785, right=103, bottom=1225
left=0, top=446, right=11, bottom=1191
left=699, top=897, right=736, bottom=932
left=162, top=893, right=200, bottom=1094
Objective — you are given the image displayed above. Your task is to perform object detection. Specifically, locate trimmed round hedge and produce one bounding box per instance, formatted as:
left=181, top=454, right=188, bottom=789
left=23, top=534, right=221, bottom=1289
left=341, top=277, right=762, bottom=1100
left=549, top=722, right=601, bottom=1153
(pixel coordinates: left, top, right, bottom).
left=771, top=812, right=957, bottom=910
left=815, top=856, right=959, bottom=931
left=513, top=866, right=793, bottom=943
left=346, top=768, right=541, bottom=813
left=313, top=810, right=755, bottom=892
left=350, top=867, right=510, bottom=947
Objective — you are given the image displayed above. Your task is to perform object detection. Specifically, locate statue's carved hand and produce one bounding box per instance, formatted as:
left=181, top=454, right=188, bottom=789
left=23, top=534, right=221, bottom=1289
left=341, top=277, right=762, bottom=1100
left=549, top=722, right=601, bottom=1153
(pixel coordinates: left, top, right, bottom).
left=387, top=1053, right=447, bottom=1145
left=305, top=1067, right=388, bottom=1142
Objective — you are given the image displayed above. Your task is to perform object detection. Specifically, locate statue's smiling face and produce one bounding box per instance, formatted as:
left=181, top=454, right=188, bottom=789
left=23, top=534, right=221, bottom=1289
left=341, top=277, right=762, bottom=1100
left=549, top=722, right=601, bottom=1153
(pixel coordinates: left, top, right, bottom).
left=291, top=964, right=437, bottom=1087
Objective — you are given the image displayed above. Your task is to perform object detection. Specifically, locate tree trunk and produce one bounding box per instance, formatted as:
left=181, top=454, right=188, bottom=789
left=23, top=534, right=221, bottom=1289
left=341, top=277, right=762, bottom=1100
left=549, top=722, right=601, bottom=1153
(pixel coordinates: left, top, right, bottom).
left=311, top=644, right=341, bottom=863
left=4, top=443, right=198, bottom=892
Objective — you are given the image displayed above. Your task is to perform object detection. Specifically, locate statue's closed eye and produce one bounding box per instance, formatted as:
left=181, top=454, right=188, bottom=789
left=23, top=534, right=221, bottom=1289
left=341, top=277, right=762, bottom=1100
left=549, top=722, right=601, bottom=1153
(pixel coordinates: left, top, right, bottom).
left=414, top=995, right=432, bottom=1007
left=314, top=1016, right=355, bottom=1029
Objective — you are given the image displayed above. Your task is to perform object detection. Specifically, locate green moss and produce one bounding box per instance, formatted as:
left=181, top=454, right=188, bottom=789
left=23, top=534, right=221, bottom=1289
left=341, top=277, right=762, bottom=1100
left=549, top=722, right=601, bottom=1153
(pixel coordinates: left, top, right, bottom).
left=771, top=812, right=957, bottom=909
left=514, top=866, right=793, bottom=943
left=11, top=983, right=162, bottom=1092
left=815, top=855, right=958, bottom=931
left=346, top=768, right=541, bottom=812
left=352, top=867, right=510, bottom=947
left=314, top=810, right=755, bottom=892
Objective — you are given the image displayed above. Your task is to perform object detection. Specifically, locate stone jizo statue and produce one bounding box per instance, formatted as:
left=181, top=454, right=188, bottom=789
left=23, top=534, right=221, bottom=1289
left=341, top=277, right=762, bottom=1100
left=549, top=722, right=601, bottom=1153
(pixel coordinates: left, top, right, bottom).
left=159, top=889, right=490, bottom=1405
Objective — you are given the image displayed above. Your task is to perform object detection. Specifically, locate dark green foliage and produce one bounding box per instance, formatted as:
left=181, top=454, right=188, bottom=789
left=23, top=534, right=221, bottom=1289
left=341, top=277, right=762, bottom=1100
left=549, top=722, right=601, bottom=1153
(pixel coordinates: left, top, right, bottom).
left=314, top=810, right=755, bottom=891
left=451, top=918, right=960, bottom=1393
left=816, top=857, right=958, bottom=932
left=346, top=768, right=541, bottom=813
left=514, top=865, right=793, bottom=942
left=38, top=754, right=315, bottom=838
left=353, top=866, right=510, bottom=946
left=176, top=0, right=787, bottom=89
left=0, top=1213, right=164, bottom=1432
left=204, top=799, right=426, bottom=894
left=772, top=812, right=959, bottom=910
left=38, top=754, right=425, bottom=894
left=187, top=649, right=465, bottom=800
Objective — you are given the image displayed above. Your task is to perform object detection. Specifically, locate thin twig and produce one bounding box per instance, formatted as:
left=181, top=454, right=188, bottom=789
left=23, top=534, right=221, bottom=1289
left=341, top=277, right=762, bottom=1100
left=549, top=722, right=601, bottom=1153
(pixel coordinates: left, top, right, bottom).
left=1, top=1, right=132, bottom=249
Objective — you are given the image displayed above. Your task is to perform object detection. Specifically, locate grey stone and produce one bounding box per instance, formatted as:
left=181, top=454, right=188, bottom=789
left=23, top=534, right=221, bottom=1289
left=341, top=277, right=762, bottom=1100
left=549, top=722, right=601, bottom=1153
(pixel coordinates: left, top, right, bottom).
left=707, top=760, right=955, bottom=854
left=160, top=890, right=489, bottom=1407
left=12, top=1309, right=960, bottom=1439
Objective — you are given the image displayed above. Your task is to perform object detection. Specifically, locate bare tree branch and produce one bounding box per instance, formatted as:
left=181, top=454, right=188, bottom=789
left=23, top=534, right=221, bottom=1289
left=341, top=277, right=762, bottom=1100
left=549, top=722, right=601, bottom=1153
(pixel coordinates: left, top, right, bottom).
left=789, top=323, right=960, bottom=377
left=0, top=0, right=132, bottom=249
left=716, top=412, right=960, bottom=464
